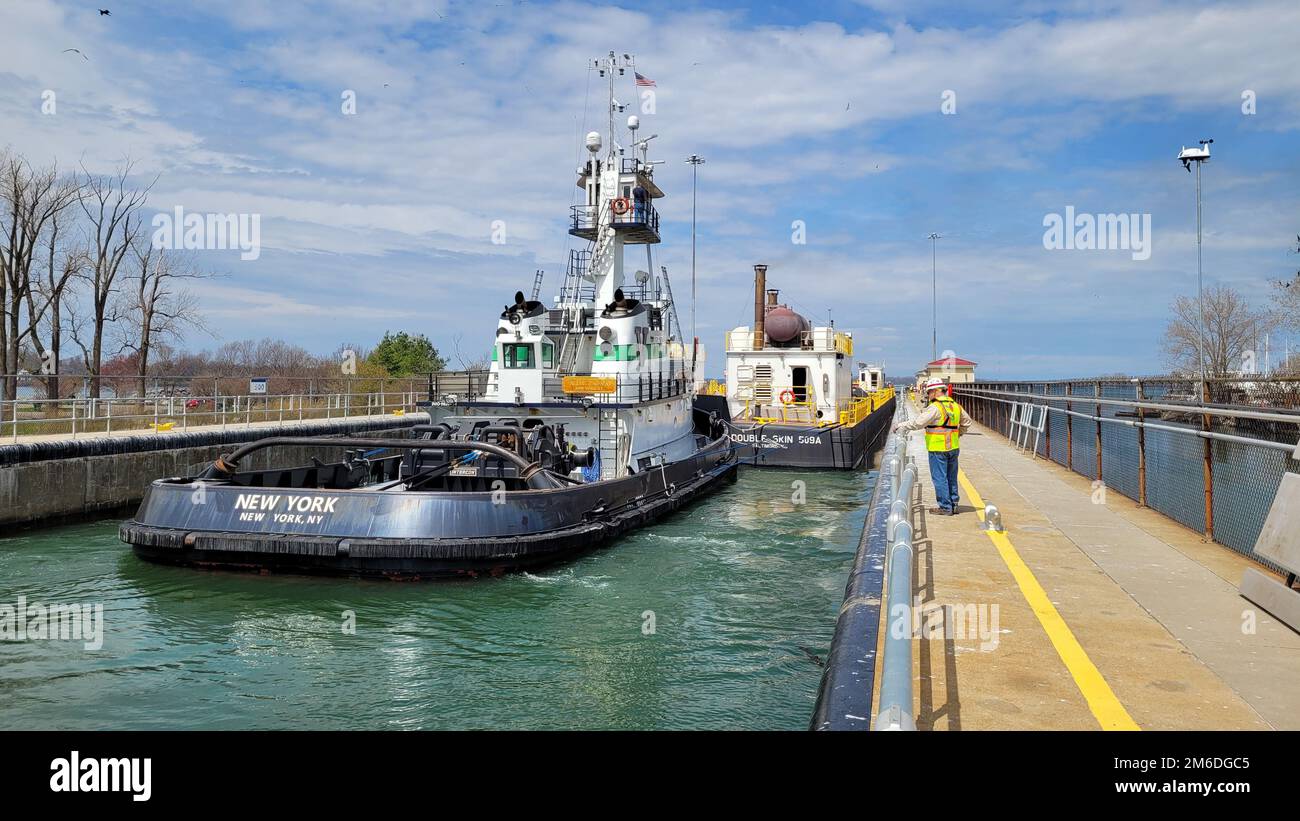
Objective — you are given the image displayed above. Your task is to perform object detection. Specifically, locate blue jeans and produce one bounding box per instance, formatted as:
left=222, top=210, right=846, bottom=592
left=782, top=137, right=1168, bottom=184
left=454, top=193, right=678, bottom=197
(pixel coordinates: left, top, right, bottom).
left=927, top=449, right=960, bottom=512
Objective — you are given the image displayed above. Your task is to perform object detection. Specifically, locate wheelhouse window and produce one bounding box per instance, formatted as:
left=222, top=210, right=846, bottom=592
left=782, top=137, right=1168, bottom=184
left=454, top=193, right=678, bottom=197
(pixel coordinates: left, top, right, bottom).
left=542, top=341, right=555, bottom=368
left=502, top=343, right=535, bottom=369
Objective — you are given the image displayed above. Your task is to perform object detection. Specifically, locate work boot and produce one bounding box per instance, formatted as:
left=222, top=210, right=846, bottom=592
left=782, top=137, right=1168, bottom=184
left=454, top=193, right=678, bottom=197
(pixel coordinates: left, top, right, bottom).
left=927, top=506, right=949, bottom=515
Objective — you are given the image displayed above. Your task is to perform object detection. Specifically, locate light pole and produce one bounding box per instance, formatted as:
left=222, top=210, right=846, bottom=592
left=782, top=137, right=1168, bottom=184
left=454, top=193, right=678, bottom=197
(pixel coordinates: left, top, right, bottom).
left=927, top=232, right=941, bottom=362
left=1178, top=138, right=1212, bottom=397
left=686, top=154, right=705, bottom=376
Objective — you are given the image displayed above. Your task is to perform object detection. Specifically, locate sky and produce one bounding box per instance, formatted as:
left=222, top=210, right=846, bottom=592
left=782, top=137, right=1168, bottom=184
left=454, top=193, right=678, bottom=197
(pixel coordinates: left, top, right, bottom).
left=2, top=0, right=1299, bottom=379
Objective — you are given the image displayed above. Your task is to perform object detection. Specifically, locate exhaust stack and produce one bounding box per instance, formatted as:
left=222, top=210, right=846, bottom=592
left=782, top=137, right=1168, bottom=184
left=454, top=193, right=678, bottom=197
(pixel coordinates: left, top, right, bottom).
left=753, top=264, right=768, bottom=349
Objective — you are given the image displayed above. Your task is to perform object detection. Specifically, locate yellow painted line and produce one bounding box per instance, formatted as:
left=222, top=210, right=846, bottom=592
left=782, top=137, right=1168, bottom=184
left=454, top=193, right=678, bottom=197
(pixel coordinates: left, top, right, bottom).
left=958, top=468, right=1140, bottom=731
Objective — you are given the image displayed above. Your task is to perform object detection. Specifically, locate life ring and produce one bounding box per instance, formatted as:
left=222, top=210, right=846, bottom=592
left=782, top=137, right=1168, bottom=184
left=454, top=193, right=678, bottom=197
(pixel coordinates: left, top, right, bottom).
left=779, top=389, right=796, bottom=405
left=611, top=197, right=631, bottom=215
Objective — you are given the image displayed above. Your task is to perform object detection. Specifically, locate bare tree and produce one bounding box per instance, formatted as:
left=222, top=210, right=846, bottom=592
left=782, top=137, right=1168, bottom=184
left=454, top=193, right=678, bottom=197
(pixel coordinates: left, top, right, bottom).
left=1162, top=284, right=1272, bottom=379
left=78, top=160, right=152, bottom=398
left=24, top=202, right=88, bottom=399
left=1270, top=235, right=1300, bottom=333
left=450, top=331, right=490, bottom=370
left=0, top=151, right=82, bottom=399
left=120, top=242, right=210, bottom=397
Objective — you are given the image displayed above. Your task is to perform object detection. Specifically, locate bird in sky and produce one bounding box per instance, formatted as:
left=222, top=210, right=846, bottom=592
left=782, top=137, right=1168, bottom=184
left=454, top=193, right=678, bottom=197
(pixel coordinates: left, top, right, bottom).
left=99, top=8, right=110, bottom=15
left=62, top=48, right=88, bottom=60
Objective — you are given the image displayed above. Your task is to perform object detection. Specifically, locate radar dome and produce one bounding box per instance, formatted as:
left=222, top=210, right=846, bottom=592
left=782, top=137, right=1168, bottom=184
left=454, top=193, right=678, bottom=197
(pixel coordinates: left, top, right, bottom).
left=585, top=131, right=602, bottom=153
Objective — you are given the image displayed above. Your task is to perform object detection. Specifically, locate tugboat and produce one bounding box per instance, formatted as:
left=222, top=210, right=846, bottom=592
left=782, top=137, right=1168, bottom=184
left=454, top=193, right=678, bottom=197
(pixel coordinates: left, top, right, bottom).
left=693, top=264, right=895, bottom=469
left=120, top=52, right=737, bottom=579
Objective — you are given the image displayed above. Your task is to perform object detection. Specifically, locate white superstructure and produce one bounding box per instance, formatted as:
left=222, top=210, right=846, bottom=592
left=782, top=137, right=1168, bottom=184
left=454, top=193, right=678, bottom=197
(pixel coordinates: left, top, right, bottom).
left=451, top=52, right=697, bottom=480
left=723, top=265, right=857, bottom=426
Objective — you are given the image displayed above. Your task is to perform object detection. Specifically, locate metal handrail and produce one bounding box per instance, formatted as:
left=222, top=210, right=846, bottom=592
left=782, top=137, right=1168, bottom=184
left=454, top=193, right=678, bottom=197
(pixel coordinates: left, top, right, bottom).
left=3, top=390, right=420, bottom=443
left=877, top=410, right=918, bottom=731
left=569, top=202, right=660, bottom=235
left=959, top=385, right=1300, bottom=425
left=812, top=402, right=899, bottom=730
left=839, top=386, right=896, bottom=425
left=959, top=388, right=1297, bottom=453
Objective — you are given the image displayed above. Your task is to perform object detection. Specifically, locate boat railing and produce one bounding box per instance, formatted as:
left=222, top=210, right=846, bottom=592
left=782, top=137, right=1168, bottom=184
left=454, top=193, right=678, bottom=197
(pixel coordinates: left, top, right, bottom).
left=838, top=386, right=896, bottom=425
left=569, top=201, right=660, bottom=237
left=541, top=372, right=688, bottom=404
left=724, top=327, right=853, bottom=354
left=698, top=379, right=727, bottom=397
left=740, top=384, right=831, bottom=426
left=557, top=252, right=659, bottom=306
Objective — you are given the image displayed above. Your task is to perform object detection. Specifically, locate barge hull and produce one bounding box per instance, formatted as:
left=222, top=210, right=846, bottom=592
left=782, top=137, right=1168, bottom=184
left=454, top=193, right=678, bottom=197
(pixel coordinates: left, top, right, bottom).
left=697, top=396, right=894, bottom=470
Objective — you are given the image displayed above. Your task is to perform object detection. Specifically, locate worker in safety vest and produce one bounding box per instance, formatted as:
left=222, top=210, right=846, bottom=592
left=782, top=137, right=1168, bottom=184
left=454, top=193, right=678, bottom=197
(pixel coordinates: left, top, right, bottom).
left=890, top=379, right=971, bottom=515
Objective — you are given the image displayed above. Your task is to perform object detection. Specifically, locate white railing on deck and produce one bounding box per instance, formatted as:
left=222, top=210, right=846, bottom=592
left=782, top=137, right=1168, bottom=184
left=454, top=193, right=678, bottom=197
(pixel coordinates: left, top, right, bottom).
left=724, top=327, right=852, bottom=354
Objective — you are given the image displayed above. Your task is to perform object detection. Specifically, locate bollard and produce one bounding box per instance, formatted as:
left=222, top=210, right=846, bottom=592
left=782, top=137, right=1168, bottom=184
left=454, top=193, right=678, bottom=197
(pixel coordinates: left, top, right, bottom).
left=983, top=503, right=1004, bottom=532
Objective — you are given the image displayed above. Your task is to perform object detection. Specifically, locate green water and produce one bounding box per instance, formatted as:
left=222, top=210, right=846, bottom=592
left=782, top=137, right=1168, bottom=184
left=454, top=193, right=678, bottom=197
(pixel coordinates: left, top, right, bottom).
left=0, top=468, right=874, bottom=730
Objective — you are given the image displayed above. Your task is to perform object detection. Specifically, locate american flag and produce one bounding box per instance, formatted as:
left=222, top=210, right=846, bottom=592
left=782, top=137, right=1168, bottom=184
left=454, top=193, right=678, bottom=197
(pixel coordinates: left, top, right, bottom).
left=635, top=72, right=656, bottom=87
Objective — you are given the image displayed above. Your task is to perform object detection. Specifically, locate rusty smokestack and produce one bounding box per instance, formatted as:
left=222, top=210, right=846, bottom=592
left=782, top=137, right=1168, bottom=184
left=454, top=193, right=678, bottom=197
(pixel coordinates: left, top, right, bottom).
left=766, top=289, right=779, bottom=307
left=753, top=264, right=767, bottom=349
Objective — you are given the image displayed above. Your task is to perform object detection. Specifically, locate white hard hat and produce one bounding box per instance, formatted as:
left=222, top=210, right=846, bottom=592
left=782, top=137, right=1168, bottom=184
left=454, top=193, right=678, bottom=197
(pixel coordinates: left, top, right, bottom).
left=923, top=379, right=947, bottom=393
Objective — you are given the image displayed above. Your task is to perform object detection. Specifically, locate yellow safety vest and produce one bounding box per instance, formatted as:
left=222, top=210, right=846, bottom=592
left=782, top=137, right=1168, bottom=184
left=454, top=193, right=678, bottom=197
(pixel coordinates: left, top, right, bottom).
left=924, top=397, right=961, bottom=452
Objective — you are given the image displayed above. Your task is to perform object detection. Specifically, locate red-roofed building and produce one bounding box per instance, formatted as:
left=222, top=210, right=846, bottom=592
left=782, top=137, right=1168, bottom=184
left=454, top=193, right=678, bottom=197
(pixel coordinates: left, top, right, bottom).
left=919, top=355, right=978, bottom=386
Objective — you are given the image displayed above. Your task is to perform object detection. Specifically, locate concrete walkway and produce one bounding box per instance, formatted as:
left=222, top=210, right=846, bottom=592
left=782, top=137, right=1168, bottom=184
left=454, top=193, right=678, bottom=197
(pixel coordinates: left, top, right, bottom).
left=899, top=417, right=1300, bottom=730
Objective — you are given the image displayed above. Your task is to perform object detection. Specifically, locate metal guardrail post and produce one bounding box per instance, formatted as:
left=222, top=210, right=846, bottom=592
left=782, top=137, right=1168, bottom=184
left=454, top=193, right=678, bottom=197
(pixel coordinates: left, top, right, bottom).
left=1202, top=380, right=1214, bottom=540
left=1066, top=381, right=1073, bottom=469
left=1095, top=381, right=1103, bottom=481
left=1043, top=383, right=1051, bottom=460
left=1136, top=379, right=1146, bottom=507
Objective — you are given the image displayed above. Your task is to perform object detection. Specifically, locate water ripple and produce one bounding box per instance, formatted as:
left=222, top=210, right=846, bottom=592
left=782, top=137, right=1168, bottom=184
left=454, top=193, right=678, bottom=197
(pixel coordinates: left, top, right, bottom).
left=0, top=469, right=874, bottom=729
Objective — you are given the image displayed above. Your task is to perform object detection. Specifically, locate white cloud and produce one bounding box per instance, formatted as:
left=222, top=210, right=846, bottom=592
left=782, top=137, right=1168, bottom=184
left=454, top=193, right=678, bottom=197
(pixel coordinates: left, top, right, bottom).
left=2, top=0, right=1298, bottom=376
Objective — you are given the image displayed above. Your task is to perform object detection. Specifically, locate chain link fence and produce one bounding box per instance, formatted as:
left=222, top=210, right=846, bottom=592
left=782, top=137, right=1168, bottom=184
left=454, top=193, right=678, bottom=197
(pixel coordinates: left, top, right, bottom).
left=955, top=378, right=1300, bottom=573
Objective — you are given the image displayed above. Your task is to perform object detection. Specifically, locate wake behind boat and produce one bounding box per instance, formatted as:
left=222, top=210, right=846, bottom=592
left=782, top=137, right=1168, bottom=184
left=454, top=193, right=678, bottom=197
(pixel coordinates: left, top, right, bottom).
left=120, top=52, right=737, bottom=579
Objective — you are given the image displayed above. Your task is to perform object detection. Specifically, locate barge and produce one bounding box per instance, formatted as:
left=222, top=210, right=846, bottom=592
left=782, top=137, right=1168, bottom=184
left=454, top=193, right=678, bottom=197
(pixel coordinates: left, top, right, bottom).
left=693, top=264, right=895, bottom=469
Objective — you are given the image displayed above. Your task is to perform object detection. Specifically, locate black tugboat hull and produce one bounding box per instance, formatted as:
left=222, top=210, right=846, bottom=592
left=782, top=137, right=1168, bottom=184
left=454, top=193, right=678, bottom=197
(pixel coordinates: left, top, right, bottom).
left=120, top=439, right=737, bottom=579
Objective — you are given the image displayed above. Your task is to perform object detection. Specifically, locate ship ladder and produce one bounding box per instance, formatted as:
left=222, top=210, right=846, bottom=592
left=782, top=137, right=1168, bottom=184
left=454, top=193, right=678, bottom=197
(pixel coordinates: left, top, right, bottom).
left=598, top=409, right=621, bottom=480
left=555, top=311, right=582, bottom=374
